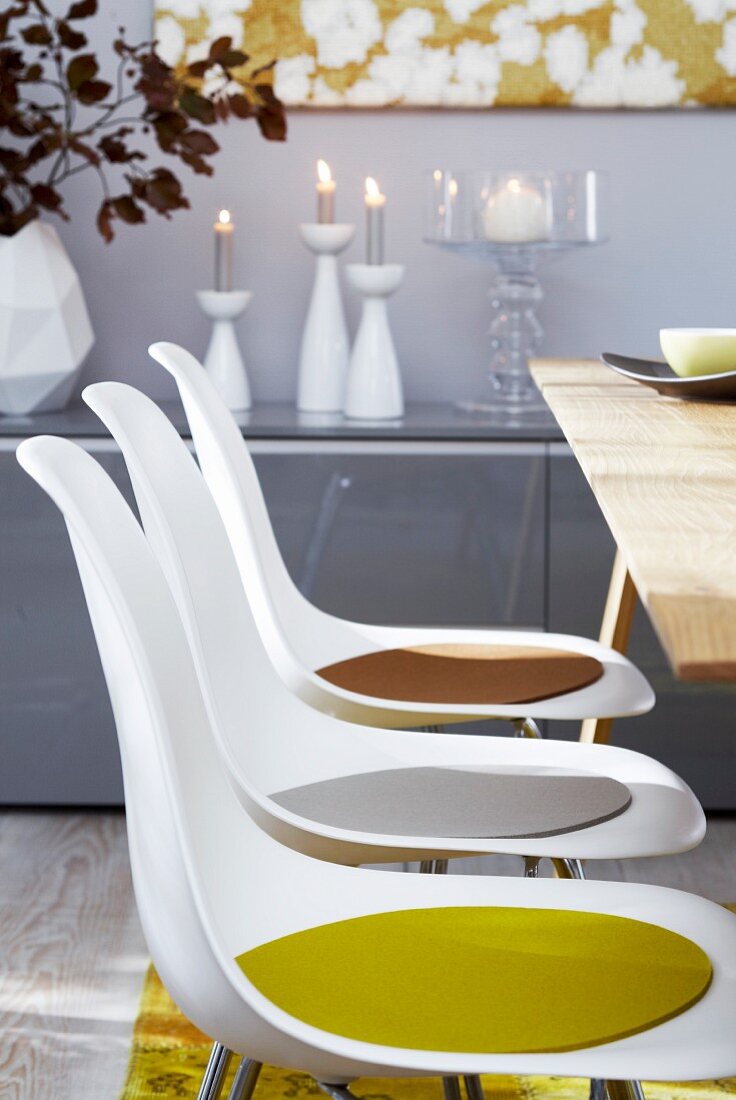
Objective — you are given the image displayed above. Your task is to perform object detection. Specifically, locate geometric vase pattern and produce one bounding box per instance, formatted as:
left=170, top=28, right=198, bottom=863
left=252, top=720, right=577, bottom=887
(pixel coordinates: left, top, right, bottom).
left=0, top=219, right=94, bottom=415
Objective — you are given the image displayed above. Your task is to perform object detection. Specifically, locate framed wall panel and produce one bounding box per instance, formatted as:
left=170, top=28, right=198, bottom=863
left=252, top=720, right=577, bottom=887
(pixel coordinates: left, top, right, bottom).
left=154, top=1, right=736, bottom=109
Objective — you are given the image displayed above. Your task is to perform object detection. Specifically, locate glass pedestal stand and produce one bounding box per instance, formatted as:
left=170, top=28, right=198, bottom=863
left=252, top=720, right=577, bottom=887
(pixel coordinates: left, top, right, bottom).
left=431, top=242, right=586, bottom=423
left=424, top=168, right=606, bottom=424
left=461, top=251, right=547, bottom=420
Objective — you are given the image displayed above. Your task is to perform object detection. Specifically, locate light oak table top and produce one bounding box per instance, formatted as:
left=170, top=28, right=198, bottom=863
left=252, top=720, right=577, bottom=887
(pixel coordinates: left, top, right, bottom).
left=531, top=358, right=736, bottom=683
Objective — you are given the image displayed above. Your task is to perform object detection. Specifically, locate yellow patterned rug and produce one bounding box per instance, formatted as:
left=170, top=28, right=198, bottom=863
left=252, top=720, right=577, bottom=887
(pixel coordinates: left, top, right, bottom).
left=119, top=965, right=736, bottom=1100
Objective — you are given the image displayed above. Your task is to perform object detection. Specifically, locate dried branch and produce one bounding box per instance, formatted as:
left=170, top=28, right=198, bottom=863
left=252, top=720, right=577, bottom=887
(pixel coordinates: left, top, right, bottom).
left=0, top=0, right=286, bottom=240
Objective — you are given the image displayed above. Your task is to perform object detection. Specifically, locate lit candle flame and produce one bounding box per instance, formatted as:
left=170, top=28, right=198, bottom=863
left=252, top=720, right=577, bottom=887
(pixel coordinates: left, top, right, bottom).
left=433, top=169, right=442, bottom=182
left=508, top=179, right=522, bottom=194
left=365, top=176, right=380, bottom=199
left=218, top=209, right=231, bottom=225
left=448, top=178, right=458, bottom=198
left=317, top=159, right=332, bottom=184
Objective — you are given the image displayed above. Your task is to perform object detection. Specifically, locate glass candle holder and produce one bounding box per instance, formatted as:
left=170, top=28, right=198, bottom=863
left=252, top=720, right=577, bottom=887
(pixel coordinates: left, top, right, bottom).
left=425, top=169, right=607, bottom=420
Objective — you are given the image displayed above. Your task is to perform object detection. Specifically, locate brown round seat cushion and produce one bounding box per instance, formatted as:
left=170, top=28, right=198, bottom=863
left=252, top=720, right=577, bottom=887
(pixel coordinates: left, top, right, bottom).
left=316, top=643, right=604, bottom=705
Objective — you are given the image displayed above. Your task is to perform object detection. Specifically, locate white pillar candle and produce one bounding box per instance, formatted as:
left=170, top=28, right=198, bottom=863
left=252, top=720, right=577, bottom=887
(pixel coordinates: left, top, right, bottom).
left=214, top=208, right=234, bottom=291
left=316, top=159, right=336, bottom=224
left=365, top=176, right=386, bottom=265
left=482, top=178, right=550, bottom=244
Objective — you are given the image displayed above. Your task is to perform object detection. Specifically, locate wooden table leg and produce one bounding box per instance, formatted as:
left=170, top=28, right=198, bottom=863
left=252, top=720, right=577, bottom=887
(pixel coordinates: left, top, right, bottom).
left=579, top=548, right=638, bottom=745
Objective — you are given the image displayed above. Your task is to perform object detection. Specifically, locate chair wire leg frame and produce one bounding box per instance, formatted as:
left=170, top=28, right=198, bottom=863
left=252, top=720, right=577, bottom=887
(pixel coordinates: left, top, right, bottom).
left=197, top=1043, right=232, bottom=1100
left=229, top=1057, right=263, bottom=1100
left=196, top=1045, right=262, bottom=1100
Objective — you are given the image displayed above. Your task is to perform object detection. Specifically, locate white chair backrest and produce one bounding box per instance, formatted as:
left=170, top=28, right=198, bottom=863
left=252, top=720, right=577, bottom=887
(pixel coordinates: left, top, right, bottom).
left=148, top=342, right=349, bottom=665
left=83, top=382, right=379, bottom=792
left=14, top=435, right=315, bottom=1060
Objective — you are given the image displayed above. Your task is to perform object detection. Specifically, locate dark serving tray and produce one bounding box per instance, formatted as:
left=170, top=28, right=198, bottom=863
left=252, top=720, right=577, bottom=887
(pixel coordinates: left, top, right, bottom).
left=601, top=353, right=736, bottom=401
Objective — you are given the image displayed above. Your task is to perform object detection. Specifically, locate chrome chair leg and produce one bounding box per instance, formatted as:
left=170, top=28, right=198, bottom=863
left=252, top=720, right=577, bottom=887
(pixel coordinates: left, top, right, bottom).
left=464, top=1073, right=485, bottom=1100
left=589, top=1079, right=607, bottom=1100
left=524, top=856, right=540, bottom=878
left=443, top=1076, right=463, bottom=1100
left=227, top=1058, right=262, bottom=1100
left=607, top=1081, right=645, bottom=1100
left=512, top=718, right=543, bottom=739
left=316, top=1083, right=357, bottom=1100
left=197, top=1042, right=233, bottom=1100
left=552, top=857, right=585, bottom=880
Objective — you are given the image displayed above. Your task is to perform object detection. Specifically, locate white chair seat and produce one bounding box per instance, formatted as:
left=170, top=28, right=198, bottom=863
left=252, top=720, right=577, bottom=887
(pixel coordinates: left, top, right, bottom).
left=82, top=382, right=704, bottom=867
left=147, top=342, right=655, bottom=727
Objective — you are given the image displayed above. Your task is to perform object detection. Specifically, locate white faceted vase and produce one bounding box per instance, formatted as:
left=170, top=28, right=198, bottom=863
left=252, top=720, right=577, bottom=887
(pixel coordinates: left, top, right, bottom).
left=0, top=220, right=94, bottom=415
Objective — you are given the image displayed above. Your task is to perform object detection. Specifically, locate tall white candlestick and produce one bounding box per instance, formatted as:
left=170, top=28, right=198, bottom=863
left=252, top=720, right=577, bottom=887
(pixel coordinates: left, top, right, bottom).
left=482, top=178, right=550, bottom=244
left=364, top=176, right=386, bottom=265
left=214, top=208, right=234, bottom=290
left=316, top=158, right=336, bottom=224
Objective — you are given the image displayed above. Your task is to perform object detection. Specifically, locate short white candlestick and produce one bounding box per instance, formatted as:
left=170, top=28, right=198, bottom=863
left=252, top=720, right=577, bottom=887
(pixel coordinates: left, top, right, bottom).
left=196, top=289, right=252, bottom=411
left=343, top=263, right=404, bottom=420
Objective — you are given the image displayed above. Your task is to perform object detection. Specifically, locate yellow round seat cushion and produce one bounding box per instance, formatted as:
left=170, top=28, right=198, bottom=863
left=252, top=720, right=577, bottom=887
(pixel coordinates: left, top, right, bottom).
left=236, top=907, right=711, bottom=1054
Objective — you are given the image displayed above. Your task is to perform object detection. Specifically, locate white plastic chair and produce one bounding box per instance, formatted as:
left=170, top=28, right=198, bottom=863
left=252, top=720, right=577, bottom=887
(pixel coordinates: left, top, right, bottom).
left=16, top=432, right=736, bottom=1100
left=148, top=342, right=654, bottom=730
left=82, top=381, right=704, bottom=870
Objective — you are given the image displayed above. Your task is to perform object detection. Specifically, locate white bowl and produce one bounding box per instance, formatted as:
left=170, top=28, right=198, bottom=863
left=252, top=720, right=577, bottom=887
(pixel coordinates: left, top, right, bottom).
left=660, top=328, right=736, bottom=378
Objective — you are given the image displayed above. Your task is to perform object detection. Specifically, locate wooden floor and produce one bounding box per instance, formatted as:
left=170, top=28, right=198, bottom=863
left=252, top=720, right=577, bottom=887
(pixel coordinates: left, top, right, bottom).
left=2, top=810, right=736, bottom=1100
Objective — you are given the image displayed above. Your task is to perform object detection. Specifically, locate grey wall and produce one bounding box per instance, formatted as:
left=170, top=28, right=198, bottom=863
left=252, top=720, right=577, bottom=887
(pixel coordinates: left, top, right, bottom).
left=56, top=1, right=736, bottom=403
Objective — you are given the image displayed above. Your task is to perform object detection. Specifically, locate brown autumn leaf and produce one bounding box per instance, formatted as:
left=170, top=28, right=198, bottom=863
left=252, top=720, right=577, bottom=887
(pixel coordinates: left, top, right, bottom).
left=185, top=59, right=209, bottom=79
left=151, top=109, right=187, bottom=151
left=220, top=49, right=248, bottom=68
left=99, top=130, right=145, bottom=163
left=180, top=128, right=218, bottom=155
left=136, top=52, right=177, bottom=111
left=225, top=93, right=250, bottom=119
left=66, top=52, right=97, bottom=90
left=256, top=104, right=286, bottom=141
left=142, top=168, right=189, bottom=214
left=21, top=24, right=52, bottom=45
left=179, top=86, right=216, bottom=125
left=207, top=36, right=232, bottom=62
left=66, top=0, right=97, bottom=20
left=96, top=200, right=113, bottom=242
left=30, top=181, right=64, bottom=210
left=112, top=194, right=145, bottom=223
left=57, top=21, right=87, bottom=50
left=76, top=77, right=111, bottom=104
left=178, top=148, right=213, bottom=175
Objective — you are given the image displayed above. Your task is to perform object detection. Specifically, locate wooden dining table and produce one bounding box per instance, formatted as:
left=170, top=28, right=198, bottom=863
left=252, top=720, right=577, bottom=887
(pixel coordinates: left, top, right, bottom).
left=530, top=358, right=736, bottom=745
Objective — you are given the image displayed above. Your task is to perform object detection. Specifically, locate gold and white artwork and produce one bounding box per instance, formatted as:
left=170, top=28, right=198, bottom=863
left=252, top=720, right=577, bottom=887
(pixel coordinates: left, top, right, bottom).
left=153, top=1, right=736, bottom=108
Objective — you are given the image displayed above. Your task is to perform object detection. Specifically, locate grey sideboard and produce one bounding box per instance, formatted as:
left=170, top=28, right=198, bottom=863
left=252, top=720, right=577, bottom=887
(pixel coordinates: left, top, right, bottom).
left=1, top=402, right=734, bottom=807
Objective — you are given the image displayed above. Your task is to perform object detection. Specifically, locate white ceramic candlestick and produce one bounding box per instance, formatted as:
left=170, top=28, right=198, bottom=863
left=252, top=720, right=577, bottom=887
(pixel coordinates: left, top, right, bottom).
left=297, top=223, right=355, bottom=412
left=196, top=289, right=252, bottom=412
left=343, top=263, right=404, bottom=420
